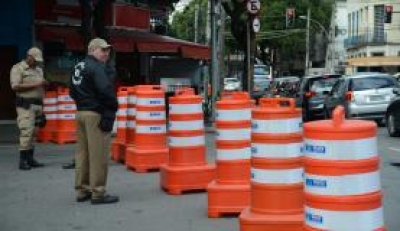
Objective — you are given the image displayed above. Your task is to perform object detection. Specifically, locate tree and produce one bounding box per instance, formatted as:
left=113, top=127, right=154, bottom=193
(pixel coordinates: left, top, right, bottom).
left=169, top=0, right=208, bottom=44
left=257, top=0, right=334, bottom=75
left=223, top=0, right=334, bottom=76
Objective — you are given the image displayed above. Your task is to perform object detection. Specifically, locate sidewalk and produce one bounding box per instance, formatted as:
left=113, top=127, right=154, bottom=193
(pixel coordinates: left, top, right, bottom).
left=1, top=127, right=400, bottom=230
left=0, top=132, right=238, bottom=231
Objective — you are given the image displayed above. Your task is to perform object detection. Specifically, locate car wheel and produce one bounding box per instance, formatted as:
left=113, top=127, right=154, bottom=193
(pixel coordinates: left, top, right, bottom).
left=387, top=112, right=400, bottom=137
left=302, top=109, right=309, bottom=122
left=323, top=107, right=330, bottom=119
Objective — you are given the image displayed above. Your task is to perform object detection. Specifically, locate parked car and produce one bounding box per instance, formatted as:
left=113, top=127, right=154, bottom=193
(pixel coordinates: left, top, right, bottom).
left=393, top=73, right=400, bottom=82
left=296, top=74, right=341, bottom=121
left=223, top=77, right=241, bottom=91
left=324, top=73, right=399, bottom=124
left=386, top=88, right=400, bottom=136
left=252, top=64, right=272, bottom=100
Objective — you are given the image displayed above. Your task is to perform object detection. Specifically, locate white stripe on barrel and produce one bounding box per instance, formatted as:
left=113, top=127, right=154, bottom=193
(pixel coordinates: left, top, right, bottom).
left=303, top=137, right=377, bottom=160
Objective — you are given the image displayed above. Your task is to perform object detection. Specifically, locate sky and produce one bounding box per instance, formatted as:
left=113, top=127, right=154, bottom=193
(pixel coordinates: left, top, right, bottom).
left=174, top=0, right=192, bottom=12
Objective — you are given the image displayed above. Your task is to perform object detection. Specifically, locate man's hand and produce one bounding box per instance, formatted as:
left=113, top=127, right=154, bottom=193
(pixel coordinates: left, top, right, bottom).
left=12, top=80, right=48, bottom=92
left=41, top=79, right=49, bottom=86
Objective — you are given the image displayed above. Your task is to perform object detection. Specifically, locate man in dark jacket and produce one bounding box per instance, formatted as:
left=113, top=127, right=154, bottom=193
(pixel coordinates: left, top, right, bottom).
left=70, top=38, right=119, bottom=204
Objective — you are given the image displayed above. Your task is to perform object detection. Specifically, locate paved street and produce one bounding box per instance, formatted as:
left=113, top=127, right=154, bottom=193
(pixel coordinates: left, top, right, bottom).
left=1, top=125, right=400, bottom=231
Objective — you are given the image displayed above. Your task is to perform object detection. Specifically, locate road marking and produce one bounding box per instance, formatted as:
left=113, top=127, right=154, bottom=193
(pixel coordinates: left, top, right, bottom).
left=388, top=147, right=400, bottom=152
left=0, top=145, right=15, bottom=148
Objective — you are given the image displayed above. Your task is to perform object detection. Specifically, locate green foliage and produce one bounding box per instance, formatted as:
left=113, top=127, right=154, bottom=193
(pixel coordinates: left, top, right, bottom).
left=169, top=0, right=208, bottom=44
left=258, top=0, right=334, bottom=61
left=221, top=0, right=333, bottom=60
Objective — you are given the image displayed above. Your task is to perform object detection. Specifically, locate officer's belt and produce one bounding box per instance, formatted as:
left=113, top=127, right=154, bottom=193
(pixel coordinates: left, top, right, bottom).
left=15, top=96, right=43, bottom=107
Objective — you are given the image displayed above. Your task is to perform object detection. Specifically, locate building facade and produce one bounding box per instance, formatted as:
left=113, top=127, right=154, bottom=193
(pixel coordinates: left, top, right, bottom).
left=345, top=0, right=400, bottom=74
left=326, top=0, right=348, bottom=74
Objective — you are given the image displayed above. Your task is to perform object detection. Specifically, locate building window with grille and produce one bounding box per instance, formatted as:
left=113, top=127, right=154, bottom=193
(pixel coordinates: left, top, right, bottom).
left=373, top=5, right=385, bottom=43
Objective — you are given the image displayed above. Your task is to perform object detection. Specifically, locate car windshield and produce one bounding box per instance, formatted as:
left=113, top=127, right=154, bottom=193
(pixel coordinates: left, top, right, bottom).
left=310, top=78, right=339, bottom=93
left=350, top=76, right=397, bottom=91
left=254, top=66, right=270, bottom=75
left=225, top=79, right=238, bottom=83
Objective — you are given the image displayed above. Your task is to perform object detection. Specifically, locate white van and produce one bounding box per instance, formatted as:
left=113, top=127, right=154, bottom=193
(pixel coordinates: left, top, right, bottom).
left=253, top=64, right=273, bottom=99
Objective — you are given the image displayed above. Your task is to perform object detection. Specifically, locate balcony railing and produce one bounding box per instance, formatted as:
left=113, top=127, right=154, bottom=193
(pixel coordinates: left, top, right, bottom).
left=344, top=32, right=387, bottom=48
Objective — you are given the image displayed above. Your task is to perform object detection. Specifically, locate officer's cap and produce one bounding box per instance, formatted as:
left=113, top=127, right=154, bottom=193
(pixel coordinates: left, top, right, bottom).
left=27, top=47, right=43, bottom=62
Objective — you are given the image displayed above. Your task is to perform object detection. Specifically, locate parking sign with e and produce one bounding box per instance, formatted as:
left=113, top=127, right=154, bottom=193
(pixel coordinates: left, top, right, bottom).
left=247, top=0, right=261, bottom=14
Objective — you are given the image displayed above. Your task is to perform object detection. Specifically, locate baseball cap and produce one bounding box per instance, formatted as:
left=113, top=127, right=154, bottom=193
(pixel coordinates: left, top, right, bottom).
left=27, top=47, right=43, bottom=62
left=88, top=38, right=112, bottom=50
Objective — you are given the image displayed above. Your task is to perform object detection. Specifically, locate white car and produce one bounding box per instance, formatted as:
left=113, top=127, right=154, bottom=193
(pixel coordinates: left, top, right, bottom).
left=224, top=78, right=241, bottom=91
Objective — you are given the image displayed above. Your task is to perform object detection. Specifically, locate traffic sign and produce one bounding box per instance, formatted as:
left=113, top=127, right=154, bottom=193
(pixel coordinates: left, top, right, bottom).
left=252, top=17, right=261, bottom=33
left=247, top=0, right=261, bottom=15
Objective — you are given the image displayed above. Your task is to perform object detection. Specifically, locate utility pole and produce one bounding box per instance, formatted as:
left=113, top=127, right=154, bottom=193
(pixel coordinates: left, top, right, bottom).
left=194, top=3, right=199, bottom=43
left=305, top=8, right=310, bottom=76
left=210, top=0, right=220, bottom=121
left=246, top=21, right=251, bottom=92
left=219, top=8, right=226, bottom=90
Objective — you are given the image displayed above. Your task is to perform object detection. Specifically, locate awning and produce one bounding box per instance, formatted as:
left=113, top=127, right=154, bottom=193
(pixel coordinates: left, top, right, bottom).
left=181, top=46, right=210, bottom=60
left=347, top=57, right=400, bottom=67
left=136, top=42, right=179, bottom=53
left=35, top=23, right=210, bottom=59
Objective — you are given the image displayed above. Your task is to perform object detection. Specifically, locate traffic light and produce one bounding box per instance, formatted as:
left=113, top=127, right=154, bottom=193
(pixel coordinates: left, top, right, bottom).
left=385, top=5, right=393, bottom=23
left=286, top=8, right=295, bottom=28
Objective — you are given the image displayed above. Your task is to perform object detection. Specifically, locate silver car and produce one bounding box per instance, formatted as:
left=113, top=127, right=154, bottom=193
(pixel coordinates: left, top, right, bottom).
left=223, top=77, right=241, bottom=91
left=324, top=73, right=399, bottom=123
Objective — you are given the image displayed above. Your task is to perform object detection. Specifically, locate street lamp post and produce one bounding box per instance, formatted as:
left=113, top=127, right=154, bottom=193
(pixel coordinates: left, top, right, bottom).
left=299, top=11, right=331, bottom=75
left=299, top=15, right=330, bottom=38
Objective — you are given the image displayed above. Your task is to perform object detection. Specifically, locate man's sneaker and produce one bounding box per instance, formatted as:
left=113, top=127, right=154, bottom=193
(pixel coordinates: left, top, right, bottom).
left=91, top=195, right=119, bottom=205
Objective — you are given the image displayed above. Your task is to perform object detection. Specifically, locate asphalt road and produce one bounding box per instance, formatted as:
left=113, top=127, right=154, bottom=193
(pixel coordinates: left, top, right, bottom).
left=1, top=127, right=400, bottom=231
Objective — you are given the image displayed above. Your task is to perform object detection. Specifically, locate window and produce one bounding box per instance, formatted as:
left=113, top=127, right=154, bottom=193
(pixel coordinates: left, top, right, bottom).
left=373, top=5, right=385, bottom=43
left=310, top=76, right=341, bottom=93
left=350, top=76, right=397, bottom=91
left=371, top=52, right=384, bottom=56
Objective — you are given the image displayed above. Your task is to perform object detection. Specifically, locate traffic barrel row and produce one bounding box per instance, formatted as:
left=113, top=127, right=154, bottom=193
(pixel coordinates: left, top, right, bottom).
left=125, top=85, right=168, bottom=173
left=37, top=87, right=76, bottom=144
left=207, top=92, right=253, bottom=218
left=111, top=87, right=129, bottom=162
left=160, top=88, right=215, bottom=195
left=37, top=91, right=58, bottom=142
left=240, top=98, right=304, bottom=231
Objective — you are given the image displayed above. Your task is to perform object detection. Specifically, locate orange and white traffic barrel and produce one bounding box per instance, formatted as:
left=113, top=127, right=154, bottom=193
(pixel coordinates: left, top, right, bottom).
left=207, top=91, right=253, bottom=218
left=37, top=91, right=57, bottom=142
left=303, top=106, right=385, bottom=231
left=51, top=87, right=76, bottom=144
left=240, top=97, right=303, bottom=231
left=160, top=88, right=215, bottom=195
left=121, top=86, right=138, bottom=166
left=125, top=85, right=168, bottom=173
left=111, top=87, right=129, bottom=162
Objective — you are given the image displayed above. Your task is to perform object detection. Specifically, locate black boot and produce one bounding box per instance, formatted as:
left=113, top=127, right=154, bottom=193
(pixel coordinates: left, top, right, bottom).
left=62, top=160, right=75, bottom=169
left=26, top=149, right=44, bottom=168
left=19, top=150, right=31, bottom=170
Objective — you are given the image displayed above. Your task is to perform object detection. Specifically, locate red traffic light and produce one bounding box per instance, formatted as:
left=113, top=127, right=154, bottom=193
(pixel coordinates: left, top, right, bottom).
left=385, top=5, right=393, bottom=13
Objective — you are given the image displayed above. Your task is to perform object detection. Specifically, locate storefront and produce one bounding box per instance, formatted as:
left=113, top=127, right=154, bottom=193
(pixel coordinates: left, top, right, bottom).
left=346, top=56, right=400, bottom=75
